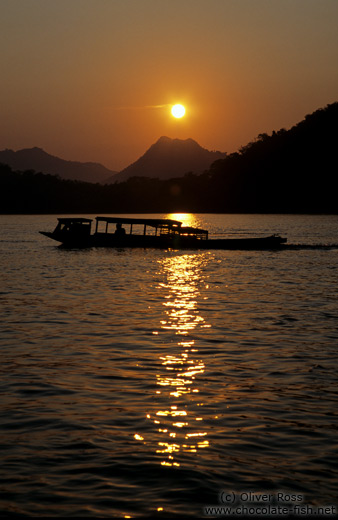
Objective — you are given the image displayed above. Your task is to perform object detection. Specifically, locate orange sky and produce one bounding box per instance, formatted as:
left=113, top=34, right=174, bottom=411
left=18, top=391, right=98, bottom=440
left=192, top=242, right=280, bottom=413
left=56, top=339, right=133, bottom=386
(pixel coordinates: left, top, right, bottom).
left=1, top=0, right=338, bottom=171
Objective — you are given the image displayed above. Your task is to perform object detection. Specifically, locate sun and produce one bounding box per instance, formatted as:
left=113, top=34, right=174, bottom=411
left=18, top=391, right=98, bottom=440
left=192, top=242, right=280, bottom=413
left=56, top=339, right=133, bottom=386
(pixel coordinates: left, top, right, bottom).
left=171, top=104, right=186, bottom=118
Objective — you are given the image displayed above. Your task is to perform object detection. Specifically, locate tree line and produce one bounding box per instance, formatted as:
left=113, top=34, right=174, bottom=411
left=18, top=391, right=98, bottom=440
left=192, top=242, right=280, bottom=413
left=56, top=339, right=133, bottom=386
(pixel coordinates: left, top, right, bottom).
left=1, top=103, right=337, bottom=214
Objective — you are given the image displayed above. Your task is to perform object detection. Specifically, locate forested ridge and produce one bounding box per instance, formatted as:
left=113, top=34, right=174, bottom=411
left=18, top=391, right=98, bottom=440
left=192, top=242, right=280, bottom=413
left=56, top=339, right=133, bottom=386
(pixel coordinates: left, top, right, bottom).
left=1, top=103, right=337, bottom=214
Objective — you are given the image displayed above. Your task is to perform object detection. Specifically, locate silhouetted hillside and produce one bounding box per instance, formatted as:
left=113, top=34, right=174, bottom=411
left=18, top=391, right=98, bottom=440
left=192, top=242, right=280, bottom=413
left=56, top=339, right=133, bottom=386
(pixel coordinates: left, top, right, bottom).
left=205, top=102, right=337, bottom=213
left=1, top=103, right=337, bottom=214
left=0, top=163, right=203, bottom=214
left=111, top=137, right=227, bottom=182
left=0, top=147, right=117, bottom=184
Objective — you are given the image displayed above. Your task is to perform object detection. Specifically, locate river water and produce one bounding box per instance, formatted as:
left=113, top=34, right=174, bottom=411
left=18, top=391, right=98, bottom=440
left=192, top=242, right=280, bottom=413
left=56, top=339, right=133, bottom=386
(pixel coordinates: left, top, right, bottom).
left=0, top=214, right=337, bottom=518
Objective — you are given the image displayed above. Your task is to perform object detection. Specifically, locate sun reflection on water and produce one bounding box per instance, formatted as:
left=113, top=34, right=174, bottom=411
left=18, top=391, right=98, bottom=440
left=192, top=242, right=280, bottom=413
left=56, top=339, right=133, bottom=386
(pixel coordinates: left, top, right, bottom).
left=166, top=212, right=199, bottom=228
left=141, top=252, right=212, bottom=467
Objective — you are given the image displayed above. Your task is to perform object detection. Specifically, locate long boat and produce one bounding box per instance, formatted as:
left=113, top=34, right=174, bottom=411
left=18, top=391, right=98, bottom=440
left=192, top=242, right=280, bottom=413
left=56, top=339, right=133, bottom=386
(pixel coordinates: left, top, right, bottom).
left=40, top=216, right=287, bottom=250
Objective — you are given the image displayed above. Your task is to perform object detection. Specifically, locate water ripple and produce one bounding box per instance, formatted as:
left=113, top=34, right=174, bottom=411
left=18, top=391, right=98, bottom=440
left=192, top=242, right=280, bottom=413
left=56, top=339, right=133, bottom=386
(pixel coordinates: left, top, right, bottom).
left=0, top=215, right=337, bottom=516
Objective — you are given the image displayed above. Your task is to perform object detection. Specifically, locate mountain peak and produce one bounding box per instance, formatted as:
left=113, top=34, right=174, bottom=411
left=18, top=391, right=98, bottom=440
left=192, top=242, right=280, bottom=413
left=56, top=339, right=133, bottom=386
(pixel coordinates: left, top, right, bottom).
left=113, top=137, right=227, bottom=182
left=28, top=146, right=45, bottom=152
left=156, top=136, right=171, bottom=142
left=0, top=147, right=116, bottom=183
left=155, top=136, right=199, bottom=146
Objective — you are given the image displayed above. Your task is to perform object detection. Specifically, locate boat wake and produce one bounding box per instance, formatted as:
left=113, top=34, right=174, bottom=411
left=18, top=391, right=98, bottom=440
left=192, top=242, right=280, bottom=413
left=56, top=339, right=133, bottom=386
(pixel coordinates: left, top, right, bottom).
left=283, top=243, right=338, bottom=250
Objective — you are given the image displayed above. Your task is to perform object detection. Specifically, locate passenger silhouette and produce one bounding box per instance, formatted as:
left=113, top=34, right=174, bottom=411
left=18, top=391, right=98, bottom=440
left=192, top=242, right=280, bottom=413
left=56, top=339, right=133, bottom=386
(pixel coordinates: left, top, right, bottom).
left=115, top=223, right=126, bottom=236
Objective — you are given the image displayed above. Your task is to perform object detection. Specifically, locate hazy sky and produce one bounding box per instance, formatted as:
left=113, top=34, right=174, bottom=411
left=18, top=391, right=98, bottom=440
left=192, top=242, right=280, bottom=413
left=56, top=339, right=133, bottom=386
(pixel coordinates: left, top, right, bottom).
left=1, top=0, right=337, bottom=170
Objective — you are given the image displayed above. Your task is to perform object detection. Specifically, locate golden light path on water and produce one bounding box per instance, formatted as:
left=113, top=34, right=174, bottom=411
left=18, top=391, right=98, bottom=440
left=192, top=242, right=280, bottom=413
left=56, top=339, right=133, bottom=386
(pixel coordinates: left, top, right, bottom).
left=155, top=254, right=210, bottom=466
left=134, top=235, right=214, bottom=468
left=167, top=213, right=198, bottom=227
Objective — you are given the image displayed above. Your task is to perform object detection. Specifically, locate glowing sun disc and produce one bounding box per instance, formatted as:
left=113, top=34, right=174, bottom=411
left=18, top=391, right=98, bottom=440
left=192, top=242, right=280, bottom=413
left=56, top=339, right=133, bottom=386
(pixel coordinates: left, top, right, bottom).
left=171, top=104, right=185, bottom=118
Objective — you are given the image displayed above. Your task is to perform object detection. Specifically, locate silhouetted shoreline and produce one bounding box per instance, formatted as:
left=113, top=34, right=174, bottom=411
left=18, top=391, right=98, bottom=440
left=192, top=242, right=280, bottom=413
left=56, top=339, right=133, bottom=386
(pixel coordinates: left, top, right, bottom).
left=1, top=103, right=337, bottom=215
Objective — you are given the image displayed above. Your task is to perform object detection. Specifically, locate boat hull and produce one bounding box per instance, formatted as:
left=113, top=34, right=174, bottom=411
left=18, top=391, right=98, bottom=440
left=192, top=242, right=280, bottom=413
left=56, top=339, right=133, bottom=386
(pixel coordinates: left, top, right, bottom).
left=181, top=236, right=287, bottom=250
left=40, top=231, right=286, bottom=250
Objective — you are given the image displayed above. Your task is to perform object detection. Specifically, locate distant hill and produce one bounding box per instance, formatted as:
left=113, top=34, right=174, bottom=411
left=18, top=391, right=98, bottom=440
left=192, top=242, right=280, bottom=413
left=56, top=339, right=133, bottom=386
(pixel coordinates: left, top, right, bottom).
left=206, top=102, right=338, bottom=213
left=1, top=102, right=337, bottom=214
left=0, top=147, right=117, bottom=184
left=110, top=136, right=227, bottom=182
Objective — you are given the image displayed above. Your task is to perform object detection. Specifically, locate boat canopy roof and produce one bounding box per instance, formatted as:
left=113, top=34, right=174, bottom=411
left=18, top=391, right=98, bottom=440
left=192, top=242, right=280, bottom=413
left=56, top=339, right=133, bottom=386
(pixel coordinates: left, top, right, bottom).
left=95, top=216, right=182, bottom=228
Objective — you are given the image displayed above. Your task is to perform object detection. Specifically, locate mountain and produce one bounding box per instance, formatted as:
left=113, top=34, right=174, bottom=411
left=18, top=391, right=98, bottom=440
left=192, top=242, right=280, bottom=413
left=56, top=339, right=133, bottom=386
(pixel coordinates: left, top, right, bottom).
left=109, top=137, right=227, bottom=182
left=1, top=103, right=337, bottom=214
left=206, top=102, right=338, bottom=213
left=0, top=147, right=117, bottom=184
